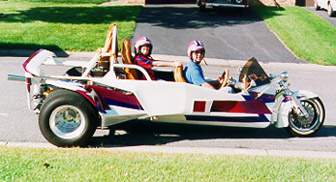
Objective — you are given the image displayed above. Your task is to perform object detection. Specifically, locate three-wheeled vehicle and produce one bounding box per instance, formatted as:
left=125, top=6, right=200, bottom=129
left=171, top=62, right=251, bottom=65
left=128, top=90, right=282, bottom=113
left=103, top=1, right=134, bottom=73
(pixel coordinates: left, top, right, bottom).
left=9, top=26, right=325, bottom=147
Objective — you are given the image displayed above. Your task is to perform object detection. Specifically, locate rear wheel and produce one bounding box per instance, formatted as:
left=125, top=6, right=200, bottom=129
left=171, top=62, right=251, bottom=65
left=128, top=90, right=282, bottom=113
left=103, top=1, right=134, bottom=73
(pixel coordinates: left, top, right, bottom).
left=287, top=98, right=325, bottom=137
left=39, top=89, right=98, bottom=147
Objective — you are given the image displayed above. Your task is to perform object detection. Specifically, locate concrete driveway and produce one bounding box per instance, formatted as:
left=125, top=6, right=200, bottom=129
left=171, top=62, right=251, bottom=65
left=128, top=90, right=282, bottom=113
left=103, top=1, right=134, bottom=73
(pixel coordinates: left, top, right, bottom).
left=134, top=4, right=301, bottom=63
left=307, top=7, right=336, bottom=26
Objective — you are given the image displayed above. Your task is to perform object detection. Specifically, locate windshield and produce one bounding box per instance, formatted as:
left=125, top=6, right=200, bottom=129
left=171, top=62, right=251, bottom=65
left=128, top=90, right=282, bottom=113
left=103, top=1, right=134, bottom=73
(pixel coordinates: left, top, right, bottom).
left=238, top=57, right=270, bottom=87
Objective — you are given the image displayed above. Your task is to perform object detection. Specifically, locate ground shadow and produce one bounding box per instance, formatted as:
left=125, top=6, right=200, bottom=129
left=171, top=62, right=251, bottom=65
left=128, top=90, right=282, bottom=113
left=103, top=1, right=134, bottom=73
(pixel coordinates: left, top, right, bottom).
left=0, top=6, right=140, bottom=24
left=252, top=5, right=286, bottom=20
left=88, top=121, right=336, bottom=147
left=0, top=43, right=68, bottom=57
left=135, top=5, right=286, bottom=29
left=137, top=6, right=260, bottom=29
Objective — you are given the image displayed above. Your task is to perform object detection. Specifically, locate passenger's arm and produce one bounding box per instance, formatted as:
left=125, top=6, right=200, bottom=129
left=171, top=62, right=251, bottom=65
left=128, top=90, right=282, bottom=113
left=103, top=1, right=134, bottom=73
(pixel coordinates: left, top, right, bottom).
left=152, top=61, right=182, bottom=67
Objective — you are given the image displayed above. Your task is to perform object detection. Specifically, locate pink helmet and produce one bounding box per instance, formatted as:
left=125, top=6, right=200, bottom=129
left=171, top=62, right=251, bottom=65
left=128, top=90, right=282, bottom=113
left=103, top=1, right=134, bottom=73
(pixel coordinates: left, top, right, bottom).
left=134, top=36, right=152, bottom=54
left=187, top=40, right=205, bottom=58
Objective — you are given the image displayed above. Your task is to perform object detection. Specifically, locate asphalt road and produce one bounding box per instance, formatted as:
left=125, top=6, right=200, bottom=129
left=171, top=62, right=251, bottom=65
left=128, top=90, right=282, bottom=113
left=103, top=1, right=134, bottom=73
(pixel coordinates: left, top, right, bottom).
left=1, top=56, right=336, bottom=153
left=134, top=4, right=300, bottom=63
left=307, top=7, right=336, bottom=26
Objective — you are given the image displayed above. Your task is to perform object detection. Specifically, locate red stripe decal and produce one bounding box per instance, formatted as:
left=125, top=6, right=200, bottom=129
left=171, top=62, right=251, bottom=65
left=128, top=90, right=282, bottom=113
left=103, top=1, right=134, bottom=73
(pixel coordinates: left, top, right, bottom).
left=211, top=100, right=271, bottom=114
left=88, top=85, right=142, bottom=109
left=22, top=49, right=42, bottom=73
left=76, top=90, right=96, bottom=107
left=25, top=78, right=31, bottom=93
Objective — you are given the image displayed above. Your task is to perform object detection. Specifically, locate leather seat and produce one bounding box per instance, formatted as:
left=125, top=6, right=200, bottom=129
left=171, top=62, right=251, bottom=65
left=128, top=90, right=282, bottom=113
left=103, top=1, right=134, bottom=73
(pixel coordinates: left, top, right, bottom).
left=121, top=39, right=138, bottom=80
left=174, top=65, right=187, bottom=83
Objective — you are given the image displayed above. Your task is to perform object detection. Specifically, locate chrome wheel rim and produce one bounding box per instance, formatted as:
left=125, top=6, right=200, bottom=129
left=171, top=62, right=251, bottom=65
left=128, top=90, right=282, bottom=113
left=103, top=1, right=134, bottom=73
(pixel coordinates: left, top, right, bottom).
left=289, top=100, right=321, bottom=134
left=49, top=105, right=86, bottom=139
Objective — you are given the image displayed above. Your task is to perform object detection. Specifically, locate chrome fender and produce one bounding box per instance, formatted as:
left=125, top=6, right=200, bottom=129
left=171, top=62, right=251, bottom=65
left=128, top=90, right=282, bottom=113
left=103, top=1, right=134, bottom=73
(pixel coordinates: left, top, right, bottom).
left=296, top=90, right=319, bottom=100
left=273, top=90, right=320, bottom=128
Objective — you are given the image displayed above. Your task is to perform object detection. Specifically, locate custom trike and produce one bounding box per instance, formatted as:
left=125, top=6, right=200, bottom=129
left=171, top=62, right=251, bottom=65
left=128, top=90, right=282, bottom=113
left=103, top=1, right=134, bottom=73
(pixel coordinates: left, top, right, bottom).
left=8, top=27, right=325, bottom=147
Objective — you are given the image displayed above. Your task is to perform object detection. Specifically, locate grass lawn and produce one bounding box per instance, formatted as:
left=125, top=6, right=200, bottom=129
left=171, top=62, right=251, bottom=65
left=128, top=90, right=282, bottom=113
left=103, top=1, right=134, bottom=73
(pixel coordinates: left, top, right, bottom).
left=9, top=0, right=109, bottom=4
left=254, top=6, right=336, bottom=65
left=0, top=146, right=336, bottom=181
left=0, top=1, right=142, bottom=52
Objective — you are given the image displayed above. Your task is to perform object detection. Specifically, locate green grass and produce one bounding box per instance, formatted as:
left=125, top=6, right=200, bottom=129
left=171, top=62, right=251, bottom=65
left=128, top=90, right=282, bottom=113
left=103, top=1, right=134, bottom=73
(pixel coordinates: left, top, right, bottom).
left=0, top=146, right=336, bottom=181
left=254, top=6, right=336, bottom=65
left=6, top=0, right=109, bottom=4
left=0, top=1, right=142, bottom=52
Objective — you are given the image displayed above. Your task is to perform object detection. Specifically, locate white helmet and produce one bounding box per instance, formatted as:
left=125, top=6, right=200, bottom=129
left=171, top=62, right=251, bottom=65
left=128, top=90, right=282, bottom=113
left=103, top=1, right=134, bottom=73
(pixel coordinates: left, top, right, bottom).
left=187, top=40, right=205, bottom=58
left=134, top=36, right=152, bottom=54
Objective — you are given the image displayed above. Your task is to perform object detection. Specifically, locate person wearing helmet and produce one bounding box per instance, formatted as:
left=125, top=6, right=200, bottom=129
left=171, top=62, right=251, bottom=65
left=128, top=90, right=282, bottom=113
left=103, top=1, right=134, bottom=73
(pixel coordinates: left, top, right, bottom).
left=184, top=40, right=225, bottom=89
left=133, top=36, right=181, bottom=80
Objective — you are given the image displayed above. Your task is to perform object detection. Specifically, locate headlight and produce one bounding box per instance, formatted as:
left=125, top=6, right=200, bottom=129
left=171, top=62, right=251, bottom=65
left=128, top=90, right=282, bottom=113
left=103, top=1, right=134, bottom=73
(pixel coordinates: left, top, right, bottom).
left=236, top=0, right=243, bottom=3
left=280, top=71, right=288, bottom=82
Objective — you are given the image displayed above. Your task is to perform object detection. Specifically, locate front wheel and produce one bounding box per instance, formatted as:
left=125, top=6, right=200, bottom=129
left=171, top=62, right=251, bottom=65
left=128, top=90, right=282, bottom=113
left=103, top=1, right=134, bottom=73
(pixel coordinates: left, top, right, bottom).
left=287, top=98, right=325, bottom=137
left=39, top=89, right=98, bottom=147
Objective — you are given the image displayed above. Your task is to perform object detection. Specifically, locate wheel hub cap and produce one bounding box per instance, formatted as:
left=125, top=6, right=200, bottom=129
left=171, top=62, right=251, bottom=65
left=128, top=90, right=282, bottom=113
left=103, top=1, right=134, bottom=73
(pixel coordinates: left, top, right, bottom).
left=49, top=105, right=86, bottom=139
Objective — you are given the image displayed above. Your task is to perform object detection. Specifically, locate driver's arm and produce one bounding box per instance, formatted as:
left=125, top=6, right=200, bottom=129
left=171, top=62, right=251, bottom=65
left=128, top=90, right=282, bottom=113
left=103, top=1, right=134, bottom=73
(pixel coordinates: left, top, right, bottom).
left=201, top=82, right=215, bottom=89
left=189, top=69, right=216, bottom=89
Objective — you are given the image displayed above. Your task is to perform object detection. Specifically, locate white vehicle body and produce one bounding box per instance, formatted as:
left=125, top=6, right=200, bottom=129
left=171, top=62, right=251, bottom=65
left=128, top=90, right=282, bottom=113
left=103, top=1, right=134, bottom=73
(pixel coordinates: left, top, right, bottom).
left=315, top=0, right=336, bottom=17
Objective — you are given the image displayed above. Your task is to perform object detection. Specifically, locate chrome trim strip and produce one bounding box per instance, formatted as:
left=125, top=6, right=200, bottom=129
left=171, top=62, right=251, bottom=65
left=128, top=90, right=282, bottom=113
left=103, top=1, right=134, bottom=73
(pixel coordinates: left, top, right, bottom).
left=207, top=3, right=249, bottom=8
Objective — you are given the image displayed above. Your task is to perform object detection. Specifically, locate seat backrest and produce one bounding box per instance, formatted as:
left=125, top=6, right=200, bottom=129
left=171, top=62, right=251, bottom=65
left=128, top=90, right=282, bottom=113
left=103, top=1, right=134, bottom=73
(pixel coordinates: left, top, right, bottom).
left=121, top=39, right=138, bottom=80
left=174, top=65, right=187, bottom=83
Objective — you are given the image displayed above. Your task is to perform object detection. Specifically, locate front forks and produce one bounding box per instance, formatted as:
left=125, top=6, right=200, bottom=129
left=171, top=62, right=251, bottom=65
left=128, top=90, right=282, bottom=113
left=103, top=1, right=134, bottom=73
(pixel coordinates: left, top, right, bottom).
left=290, top=92, right=309, bottom=118
left=271, top=89, right=309, bottom=126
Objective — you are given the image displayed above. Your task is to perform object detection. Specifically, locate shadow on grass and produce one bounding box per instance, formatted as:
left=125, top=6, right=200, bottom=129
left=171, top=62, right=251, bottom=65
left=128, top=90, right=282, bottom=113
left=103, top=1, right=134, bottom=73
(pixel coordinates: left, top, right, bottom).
left=1, top=6, right=141, bottom=24
left=0, top=43, right=68, bottom=57
left=89, top=121, right=336, bottom=147
left=0, top=3, right=285, bottom=27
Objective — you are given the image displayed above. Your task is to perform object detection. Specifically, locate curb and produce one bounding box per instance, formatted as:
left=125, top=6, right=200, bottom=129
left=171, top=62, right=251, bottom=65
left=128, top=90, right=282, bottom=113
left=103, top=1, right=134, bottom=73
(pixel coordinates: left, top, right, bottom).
left=0, top=49, right=69, bottom=57
left=1, top=142, right=336, bottom=159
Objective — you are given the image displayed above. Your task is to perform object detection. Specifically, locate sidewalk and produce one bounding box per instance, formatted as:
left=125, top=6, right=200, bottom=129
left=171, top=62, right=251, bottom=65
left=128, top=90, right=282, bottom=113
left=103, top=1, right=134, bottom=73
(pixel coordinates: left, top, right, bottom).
left=3, top=49, right=335, bottom=72
left=2, top=49, right=336, bottom=71
left=1, top=141, right=336, bottom=159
